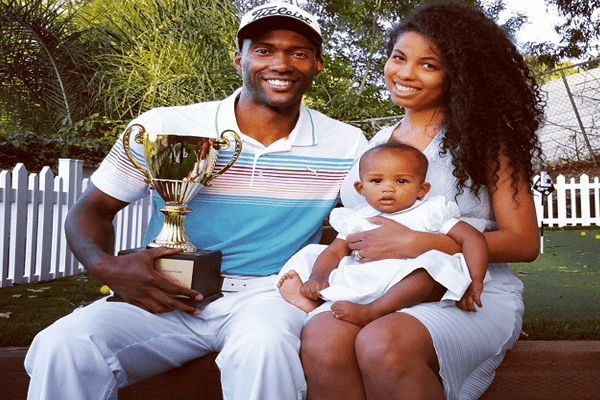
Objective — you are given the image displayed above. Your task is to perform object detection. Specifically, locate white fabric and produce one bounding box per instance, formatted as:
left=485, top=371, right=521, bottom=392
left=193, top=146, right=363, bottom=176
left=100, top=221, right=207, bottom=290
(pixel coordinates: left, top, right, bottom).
left=25, top=287, right=307, bottom=400
left=330, top=196, right=464, bottom=238
left=339, top=123, right=525, bottom=400
left=278, top=196, right=486, bottom=320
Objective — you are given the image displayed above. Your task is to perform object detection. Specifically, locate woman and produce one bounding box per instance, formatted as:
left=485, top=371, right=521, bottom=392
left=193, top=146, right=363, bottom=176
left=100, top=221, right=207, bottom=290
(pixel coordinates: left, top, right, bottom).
left=300, top=2, right=544, bottom=400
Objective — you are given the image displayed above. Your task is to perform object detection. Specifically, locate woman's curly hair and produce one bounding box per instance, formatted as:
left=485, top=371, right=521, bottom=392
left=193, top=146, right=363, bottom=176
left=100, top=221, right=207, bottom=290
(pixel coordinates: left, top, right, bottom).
left=387, top=1, right=544, bottom=197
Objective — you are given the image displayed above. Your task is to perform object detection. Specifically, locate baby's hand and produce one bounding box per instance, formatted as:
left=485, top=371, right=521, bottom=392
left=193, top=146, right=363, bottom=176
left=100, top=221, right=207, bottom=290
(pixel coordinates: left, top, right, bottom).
left=456, top=282, right=484, bottom=312
left=301, top=278, right=329, bottom=300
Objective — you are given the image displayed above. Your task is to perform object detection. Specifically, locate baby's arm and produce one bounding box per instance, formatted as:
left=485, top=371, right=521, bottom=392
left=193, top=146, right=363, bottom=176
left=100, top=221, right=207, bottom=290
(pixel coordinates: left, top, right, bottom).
left=302, top=239, right=350, bottom=300
left=446, top=221, right=489, bottom=312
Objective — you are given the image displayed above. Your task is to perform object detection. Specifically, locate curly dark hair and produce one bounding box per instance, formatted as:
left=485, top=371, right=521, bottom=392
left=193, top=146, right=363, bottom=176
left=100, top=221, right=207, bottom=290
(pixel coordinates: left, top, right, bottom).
left=387, top=1, right=544, bottom=197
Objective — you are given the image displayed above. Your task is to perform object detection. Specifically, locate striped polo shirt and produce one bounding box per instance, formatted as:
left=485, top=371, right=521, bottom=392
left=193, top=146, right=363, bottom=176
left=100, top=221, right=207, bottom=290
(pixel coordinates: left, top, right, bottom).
left=92, top=90, right=367, bottom=276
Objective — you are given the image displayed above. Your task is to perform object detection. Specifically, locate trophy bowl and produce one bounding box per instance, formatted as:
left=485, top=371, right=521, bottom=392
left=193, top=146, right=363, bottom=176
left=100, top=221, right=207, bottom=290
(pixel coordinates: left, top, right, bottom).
left=122, top=123, right=242, bottom=252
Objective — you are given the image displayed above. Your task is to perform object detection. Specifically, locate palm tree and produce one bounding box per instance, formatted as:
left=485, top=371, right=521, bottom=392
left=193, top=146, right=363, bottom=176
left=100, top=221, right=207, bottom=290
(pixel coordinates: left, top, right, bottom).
left=0, top=0, right=99, bottom=136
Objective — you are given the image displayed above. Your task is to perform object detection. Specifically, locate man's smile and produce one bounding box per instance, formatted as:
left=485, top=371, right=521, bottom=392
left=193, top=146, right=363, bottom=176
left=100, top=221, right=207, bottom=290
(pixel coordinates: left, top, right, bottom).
left=266, top=79, right=293, bottom=87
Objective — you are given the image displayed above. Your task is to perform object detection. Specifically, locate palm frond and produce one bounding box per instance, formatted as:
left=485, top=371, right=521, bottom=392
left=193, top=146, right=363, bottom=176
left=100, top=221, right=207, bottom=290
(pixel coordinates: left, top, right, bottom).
left=90, top=0, right=241, bottom=120
left=0, top=0, right=97, bottom=134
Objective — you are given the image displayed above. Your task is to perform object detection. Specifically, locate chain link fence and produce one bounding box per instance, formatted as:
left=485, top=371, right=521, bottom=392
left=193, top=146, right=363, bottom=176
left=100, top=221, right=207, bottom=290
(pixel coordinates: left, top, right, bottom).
left=537, top=59, right=600, bottom=165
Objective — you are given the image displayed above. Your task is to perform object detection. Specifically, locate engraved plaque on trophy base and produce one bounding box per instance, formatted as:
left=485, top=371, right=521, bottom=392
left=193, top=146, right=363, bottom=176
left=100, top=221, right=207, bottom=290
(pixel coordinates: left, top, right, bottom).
left=115, top=248, right=223, bottom=305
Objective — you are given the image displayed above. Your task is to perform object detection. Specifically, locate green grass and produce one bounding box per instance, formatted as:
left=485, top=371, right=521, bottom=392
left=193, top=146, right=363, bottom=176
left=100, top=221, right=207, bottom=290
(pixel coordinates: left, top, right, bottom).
left=1, top=226, right=599, bottom=346
left=0, top=274, right=105, bottom=347
left=510, top=226, right=600, bottom=340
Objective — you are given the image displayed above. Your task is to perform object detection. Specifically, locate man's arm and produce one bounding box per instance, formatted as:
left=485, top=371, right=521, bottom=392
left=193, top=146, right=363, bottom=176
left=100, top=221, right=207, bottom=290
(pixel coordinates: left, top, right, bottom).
left=65, top=184, right=203, bottom=314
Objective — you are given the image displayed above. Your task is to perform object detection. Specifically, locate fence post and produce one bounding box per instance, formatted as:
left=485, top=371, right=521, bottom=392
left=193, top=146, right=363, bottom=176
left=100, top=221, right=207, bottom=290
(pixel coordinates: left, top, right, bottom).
left=37, top=167, right=56, bottom=281
left=58, top=159, right=83, bottom=276
left=51, top=174, right=64, bottom=278
left=9, top=164, right=28, bottom=284
left=24, top=172, right=40, bottom=282
left=547, top=190, right=556, bottom=227
left=1, top=170, right=11, bottom=287
left=594, top=177, right=600, bottom=225
left=579, top=174, right=591, bottom=226
left=569, top=177, right=578, bottom=225
left=556, top=175, right=567, bottom=226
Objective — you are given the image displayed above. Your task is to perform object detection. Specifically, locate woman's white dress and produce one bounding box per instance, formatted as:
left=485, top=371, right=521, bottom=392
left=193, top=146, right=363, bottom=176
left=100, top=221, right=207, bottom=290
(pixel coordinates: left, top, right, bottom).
left=339, top=125, right=525, bottom=400
left=279, top=196, right=488, bottom=320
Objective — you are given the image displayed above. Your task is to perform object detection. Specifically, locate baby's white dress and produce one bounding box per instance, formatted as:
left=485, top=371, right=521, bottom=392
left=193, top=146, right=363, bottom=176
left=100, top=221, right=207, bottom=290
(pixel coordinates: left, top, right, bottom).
left=278, top=195, right=484, bottom=319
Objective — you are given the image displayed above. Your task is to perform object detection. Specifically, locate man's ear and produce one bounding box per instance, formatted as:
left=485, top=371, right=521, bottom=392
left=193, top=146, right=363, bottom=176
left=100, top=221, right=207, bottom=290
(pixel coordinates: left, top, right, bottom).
left=315, top=57, right=323, bottom=76
left=354, top=181, right=364, bottom=195
left=234, top=50, right=242, bottom=72
left=417, top=182, right=431, bottom=199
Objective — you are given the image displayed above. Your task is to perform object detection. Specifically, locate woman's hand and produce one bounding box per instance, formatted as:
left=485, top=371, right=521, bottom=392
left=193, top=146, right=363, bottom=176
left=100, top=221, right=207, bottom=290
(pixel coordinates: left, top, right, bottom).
left=346, top=216, right=461, bottom=262
left=346, top=217, right=417, bottom=262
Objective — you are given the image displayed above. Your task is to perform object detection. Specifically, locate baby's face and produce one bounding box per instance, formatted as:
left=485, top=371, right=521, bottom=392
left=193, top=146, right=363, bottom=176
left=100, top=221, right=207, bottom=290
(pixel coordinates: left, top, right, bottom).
left=354, top=151, right=430, bottom=214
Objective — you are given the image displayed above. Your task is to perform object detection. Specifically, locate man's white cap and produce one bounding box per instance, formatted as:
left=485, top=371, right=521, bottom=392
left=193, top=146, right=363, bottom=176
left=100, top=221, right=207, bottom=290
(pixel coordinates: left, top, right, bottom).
left=236, top=2, right=323, bottom=49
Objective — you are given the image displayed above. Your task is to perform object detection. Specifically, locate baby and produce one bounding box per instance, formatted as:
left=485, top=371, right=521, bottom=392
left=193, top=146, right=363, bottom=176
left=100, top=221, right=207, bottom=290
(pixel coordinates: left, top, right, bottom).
left=277, top=142, right=488, bottom=326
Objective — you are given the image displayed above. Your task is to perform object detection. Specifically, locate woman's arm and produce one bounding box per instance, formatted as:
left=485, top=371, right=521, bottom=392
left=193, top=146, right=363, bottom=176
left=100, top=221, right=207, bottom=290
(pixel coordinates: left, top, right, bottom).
left=484, top=155, right=540, bottom=263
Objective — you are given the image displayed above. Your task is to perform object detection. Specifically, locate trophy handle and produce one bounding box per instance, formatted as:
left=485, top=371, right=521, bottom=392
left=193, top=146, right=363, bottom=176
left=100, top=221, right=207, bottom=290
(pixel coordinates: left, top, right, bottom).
left=122, top=124, right=151, bottom=182
left=202, top=129, right=243, bottom=186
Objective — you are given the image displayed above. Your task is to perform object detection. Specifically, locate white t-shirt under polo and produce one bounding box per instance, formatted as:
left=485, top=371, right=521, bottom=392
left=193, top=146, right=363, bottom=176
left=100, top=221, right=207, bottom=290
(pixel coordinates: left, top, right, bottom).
left=92, top=89, right=367, bottom=276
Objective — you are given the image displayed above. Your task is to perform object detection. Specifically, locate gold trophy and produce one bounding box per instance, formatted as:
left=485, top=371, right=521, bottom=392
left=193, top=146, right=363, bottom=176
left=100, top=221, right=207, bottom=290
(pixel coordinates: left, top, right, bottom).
left=120, top=123, right=242, bottom=300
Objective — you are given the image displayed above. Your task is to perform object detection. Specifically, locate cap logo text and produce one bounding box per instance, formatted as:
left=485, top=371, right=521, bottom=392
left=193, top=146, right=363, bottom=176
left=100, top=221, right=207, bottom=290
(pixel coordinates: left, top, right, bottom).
left=251, top=5, right=313, bottom=25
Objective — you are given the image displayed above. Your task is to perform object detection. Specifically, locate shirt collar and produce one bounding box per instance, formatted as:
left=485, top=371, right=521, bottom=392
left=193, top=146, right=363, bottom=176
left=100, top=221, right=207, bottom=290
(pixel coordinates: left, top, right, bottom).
left=215, top=88, right=317, bottom=149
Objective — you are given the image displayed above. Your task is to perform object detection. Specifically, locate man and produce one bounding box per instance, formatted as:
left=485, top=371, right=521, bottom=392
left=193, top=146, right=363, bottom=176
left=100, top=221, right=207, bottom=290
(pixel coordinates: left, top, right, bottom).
left=24, top=2, right=367, bottom=400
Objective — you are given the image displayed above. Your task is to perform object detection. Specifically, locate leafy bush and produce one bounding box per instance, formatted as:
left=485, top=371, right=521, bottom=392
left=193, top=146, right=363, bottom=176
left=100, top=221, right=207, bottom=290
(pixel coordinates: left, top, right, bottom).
left=0, top=114, right=125, bottom=172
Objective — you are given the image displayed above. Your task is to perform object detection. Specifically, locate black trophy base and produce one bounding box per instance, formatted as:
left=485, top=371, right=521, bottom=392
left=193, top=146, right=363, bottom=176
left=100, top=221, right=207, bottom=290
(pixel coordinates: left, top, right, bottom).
left=116, top=247, right=223, bottom=305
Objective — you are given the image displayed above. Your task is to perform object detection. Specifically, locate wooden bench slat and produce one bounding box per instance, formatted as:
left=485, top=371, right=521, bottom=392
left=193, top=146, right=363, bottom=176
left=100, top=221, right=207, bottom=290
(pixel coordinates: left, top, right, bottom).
left=3, top=340, right=599, bottom=399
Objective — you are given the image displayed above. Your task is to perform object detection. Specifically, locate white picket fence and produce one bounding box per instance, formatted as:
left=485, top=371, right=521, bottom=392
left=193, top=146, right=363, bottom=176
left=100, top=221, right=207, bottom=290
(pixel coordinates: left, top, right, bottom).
left=0, top=159, right=153, bottom=288
left=1, top=160, right=599, bottom=288
left=534, top=174, right=600, bottom=227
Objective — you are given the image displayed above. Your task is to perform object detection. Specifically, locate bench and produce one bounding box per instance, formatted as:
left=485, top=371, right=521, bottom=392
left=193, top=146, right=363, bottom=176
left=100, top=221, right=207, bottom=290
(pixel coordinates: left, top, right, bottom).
left=2, top=341, right=598, bottom=399
left=119, top=340, right=600, bottom=399
left=118, top=341, right=600, bottom=400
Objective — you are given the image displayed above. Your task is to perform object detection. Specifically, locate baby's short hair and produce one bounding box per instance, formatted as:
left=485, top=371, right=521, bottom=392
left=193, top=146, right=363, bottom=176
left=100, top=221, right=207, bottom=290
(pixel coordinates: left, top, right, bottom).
left=359, top=142, right=429, bottom=181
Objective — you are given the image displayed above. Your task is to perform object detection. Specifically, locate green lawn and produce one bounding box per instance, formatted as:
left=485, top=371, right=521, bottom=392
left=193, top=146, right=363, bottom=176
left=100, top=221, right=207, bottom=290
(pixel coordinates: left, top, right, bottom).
left=1, top=226, right=599, bottom=346
left=0, top=274, right=105, bottom=347
left=510, top=226, right=600, bottom=340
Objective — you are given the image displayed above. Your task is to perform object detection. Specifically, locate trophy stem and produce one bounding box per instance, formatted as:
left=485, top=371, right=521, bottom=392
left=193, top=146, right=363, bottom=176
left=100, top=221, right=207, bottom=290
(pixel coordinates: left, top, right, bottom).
left=147, top=204, right=198, bottom=253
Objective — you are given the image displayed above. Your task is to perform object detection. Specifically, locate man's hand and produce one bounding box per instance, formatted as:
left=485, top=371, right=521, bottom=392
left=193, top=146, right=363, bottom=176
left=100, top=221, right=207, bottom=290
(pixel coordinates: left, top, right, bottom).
left=93, top=247, right=204, bottom=315
left=456, top=282, right=484, bottom=312
left=301, top=278, right=329, bottom=300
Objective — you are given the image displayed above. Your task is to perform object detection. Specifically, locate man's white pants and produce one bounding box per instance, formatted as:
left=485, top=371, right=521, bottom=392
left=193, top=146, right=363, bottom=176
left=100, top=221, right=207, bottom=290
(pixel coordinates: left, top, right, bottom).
left=25, top=285, right=307, bottom=400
